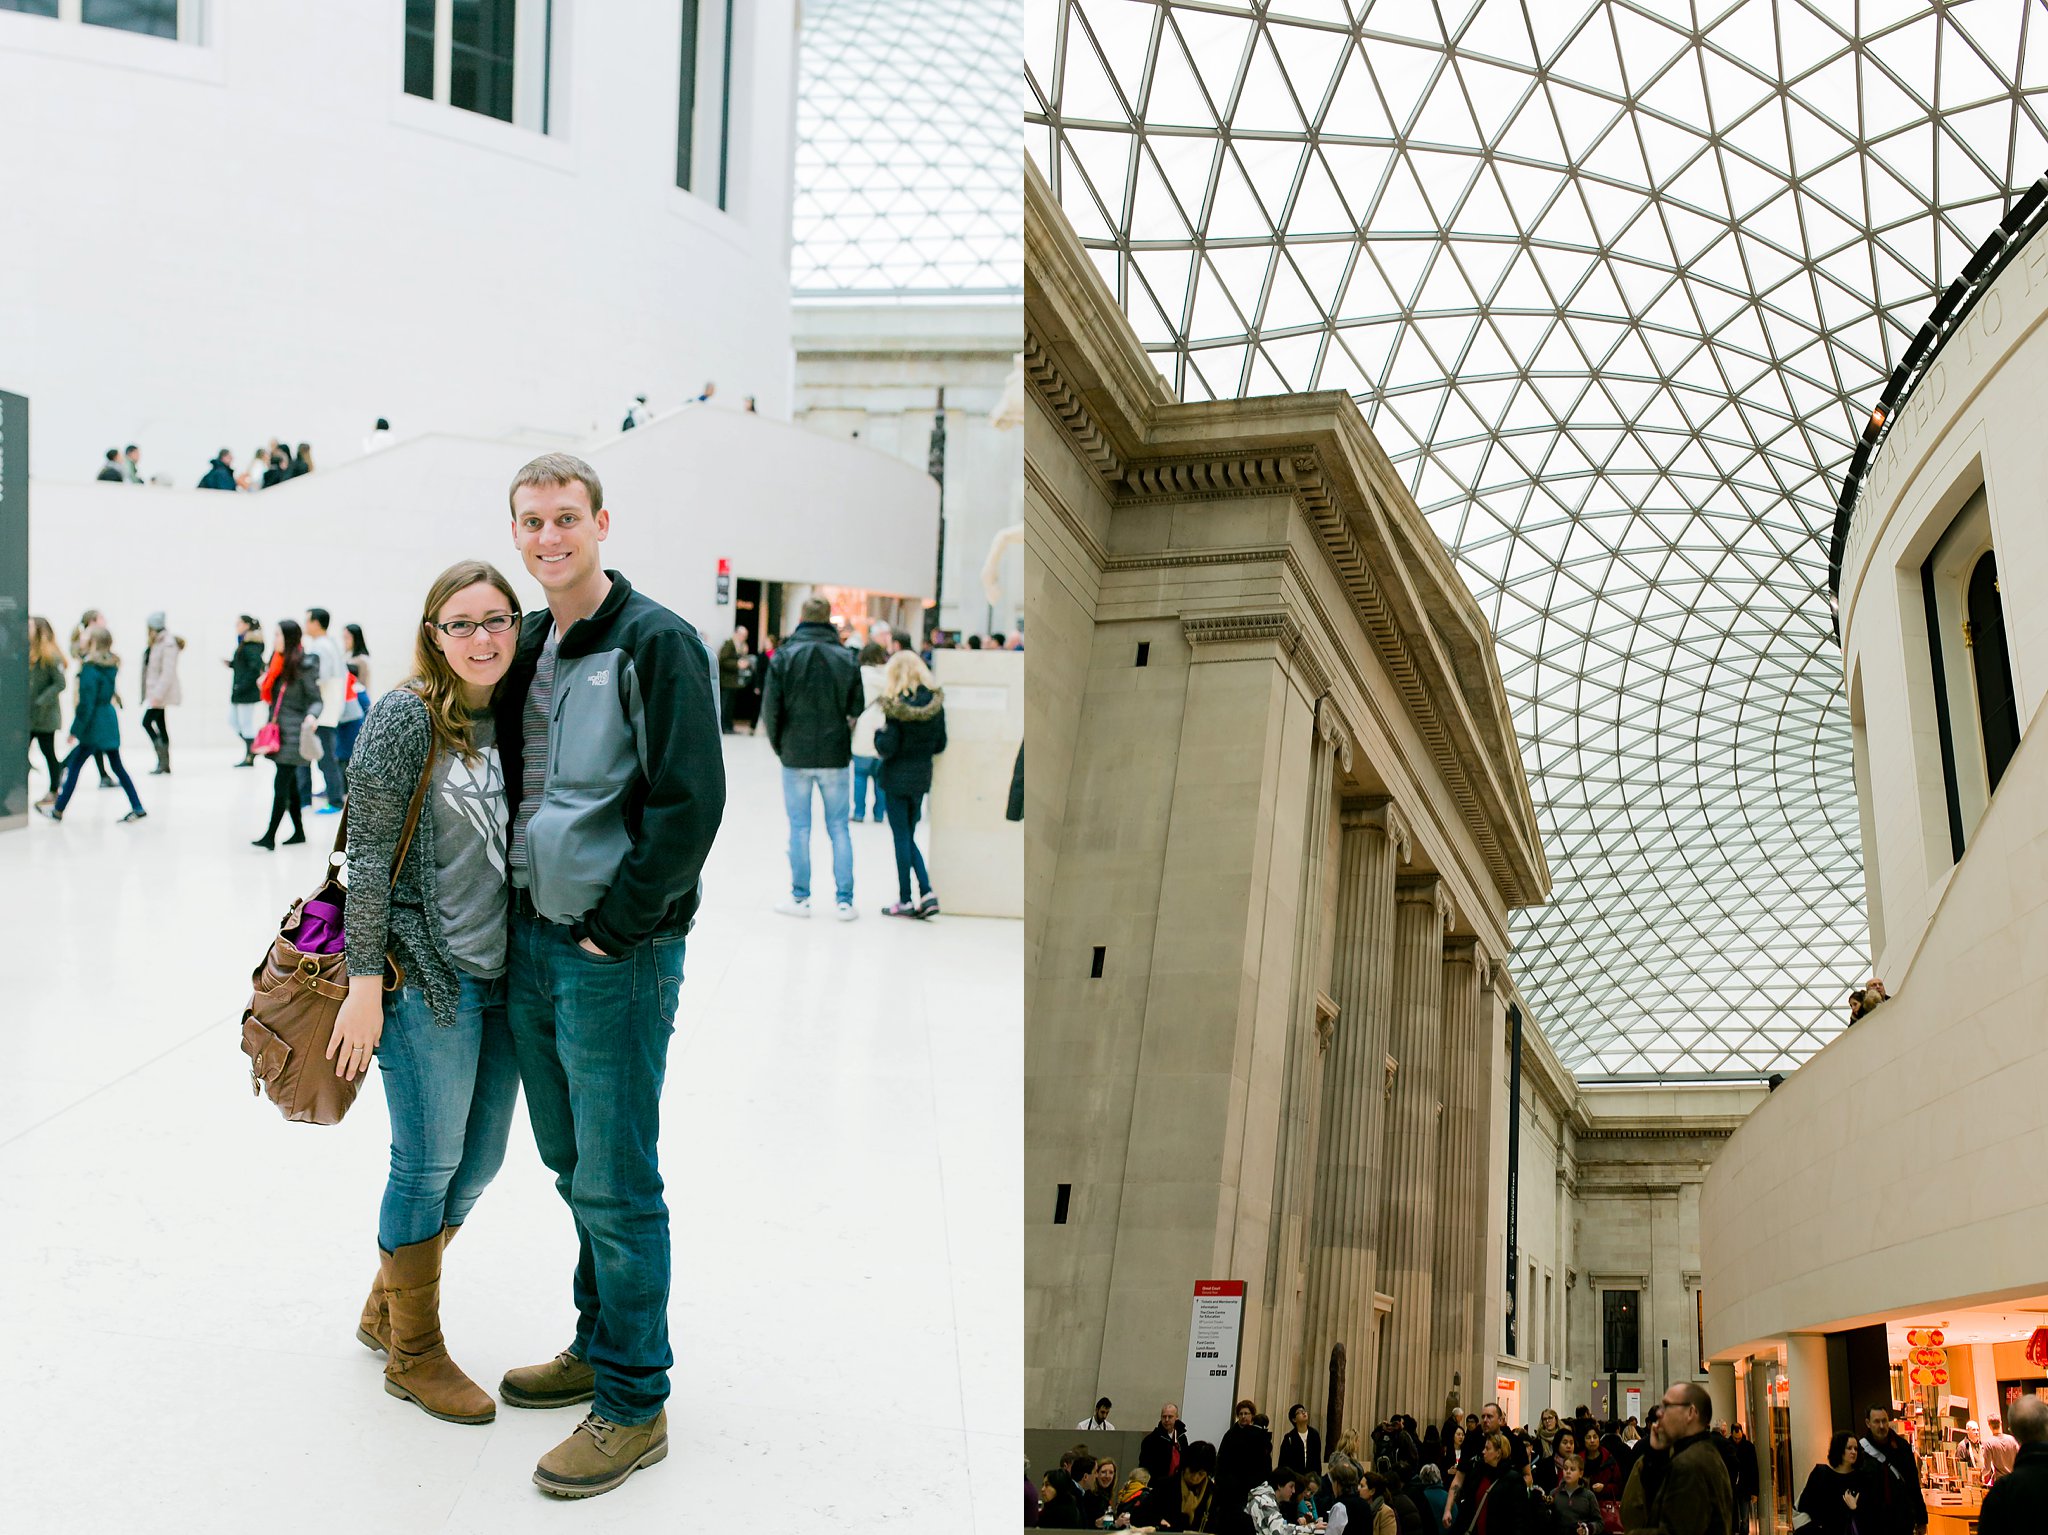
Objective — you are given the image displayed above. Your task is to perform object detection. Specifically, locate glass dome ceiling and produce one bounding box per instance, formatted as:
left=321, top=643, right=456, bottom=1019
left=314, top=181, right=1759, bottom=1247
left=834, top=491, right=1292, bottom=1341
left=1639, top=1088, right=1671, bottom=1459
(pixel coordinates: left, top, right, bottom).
left=794, top=0, right=1025, bottom=296
left=1027, top=0, right=2048, bottom=1077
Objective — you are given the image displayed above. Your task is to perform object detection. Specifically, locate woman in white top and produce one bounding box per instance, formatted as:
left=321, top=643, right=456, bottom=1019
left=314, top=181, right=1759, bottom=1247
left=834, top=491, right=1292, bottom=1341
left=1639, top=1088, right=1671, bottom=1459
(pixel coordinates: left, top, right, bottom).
left=850, top=640, right=889, bottom=823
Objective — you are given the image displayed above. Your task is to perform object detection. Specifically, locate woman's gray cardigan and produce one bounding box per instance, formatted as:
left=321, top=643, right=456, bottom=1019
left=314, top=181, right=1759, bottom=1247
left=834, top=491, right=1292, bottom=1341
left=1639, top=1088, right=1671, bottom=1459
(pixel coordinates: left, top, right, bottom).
left=344, top=688, right=468, bottom=1028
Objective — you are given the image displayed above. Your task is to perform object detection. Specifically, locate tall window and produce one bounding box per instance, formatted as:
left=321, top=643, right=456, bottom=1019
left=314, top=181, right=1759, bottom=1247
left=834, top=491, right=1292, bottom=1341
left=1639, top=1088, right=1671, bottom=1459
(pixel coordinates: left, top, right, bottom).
left=677, top=0, right=735, bottom=209
left=2, top=0, right=185, bottom=36
left=82, top=0, right=175, bottom=36
left=404, top=0, right=550, bottom=133
left=1967, top=552, right=2020, bottom=794
left=1602, top=1290, right=1640, bottom=1375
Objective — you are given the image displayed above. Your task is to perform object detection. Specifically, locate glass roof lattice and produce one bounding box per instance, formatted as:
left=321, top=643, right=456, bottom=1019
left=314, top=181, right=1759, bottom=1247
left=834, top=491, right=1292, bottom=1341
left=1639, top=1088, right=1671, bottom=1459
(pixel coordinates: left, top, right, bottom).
left=1026, top=0, right=2048, bottom=1078
left=794, top=0, right=1025, bottom=296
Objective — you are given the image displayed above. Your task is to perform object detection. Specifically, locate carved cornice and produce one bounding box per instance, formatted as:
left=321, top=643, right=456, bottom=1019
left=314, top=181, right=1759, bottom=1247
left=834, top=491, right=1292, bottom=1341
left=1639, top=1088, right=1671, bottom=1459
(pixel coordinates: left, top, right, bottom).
left=1122, top=454, right=1295, bottom=501
left=1180, top=609, right=1333, bottom=700
left=1023, top=334, right=1122, bottom=482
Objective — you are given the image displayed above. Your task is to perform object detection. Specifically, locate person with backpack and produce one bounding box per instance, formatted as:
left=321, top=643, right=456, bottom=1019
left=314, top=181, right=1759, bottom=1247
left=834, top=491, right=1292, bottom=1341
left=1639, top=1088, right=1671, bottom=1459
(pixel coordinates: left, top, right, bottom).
left=761, top=595, right=864, bottom=920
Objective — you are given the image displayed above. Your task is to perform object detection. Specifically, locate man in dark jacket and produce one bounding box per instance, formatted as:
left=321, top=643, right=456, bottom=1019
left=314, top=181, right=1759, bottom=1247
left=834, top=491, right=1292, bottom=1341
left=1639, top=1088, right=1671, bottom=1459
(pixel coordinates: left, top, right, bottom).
left=197, top=448, right=236, bottom=489
left=1142, top=1440, right=1220, bottom=1531
left=1854, top=1404, right=1928, bottom=1535
left=1729, top=1423, right=1759, bottom=1534
left=761, top=596, right=864, bottom=920
left=1143, top=1403, right=1193, bottom=1484
left=494, top=453, right=725, bottom=1500
left=1979, top=1395, right=2048, bottom=1534
left=1040, top=1453, right=1097, bottom=1528
left=1632, top=1383, right=1733, bottom=1535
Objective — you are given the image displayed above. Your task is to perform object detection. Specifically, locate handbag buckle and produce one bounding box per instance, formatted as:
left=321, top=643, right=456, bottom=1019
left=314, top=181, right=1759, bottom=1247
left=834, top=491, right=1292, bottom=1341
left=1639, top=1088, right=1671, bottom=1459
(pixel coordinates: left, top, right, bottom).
left=295, top=955, right=323, bottom=991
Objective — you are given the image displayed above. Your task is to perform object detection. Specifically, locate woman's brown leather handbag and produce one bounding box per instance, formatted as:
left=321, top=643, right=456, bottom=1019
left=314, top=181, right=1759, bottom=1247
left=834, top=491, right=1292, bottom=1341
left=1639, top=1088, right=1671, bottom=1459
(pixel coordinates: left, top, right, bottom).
left=239, top=750, right=435, bottom=1124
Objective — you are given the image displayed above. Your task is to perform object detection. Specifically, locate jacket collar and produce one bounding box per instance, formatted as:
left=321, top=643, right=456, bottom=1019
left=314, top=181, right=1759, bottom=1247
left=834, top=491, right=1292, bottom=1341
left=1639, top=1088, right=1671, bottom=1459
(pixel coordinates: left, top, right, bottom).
left=523, top=569, right=635, bottom=660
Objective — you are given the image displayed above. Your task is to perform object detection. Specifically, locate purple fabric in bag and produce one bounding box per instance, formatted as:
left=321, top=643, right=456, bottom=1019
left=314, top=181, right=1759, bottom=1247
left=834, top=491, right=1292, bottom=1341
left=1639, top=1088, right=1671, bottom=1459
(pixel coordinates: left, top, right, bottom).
left=296, top=897, right=347, bottom=954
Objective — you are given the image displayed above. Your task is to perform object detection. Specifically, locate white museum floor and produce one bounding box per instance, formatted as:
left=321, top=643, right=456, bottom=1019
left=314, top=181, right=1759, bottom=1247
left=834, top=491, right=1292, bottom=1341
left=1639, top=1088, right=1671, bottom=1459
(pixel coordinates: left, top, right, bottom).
left=0, top=733, right=1020, bottom=1532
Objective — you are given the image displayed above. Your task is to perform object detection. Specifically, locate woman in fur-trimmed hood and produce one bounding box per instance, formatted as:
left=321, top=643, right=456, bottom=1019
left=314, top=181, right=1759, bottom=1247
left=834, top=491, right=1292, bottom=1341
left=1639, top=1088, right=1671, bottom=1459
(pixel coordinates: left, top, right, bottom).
left=873, top=649, right=947, bottom=919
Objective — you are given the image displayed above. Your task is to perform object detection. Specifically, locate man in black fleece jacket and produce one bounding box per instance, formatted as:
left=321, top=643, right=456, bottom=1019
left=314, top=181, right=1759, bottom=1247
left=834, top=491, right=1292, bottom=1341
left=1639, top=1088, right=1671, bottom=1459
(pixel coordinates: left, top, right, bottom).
left=492, top=453, right=725, bottom=1500
left=761, top=595, right=864, bottom=918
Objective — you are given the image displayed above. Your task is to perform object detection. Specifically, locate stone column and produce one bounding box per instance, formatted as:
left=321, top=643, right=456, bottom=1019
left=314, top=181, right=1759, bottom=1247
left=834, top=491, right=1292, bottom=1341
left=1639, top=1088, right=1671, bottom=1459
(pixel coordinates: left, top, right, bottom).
left=1428, top=938, right=1485, bottom=1421
left=1257, top=705, right=1349, bottom=1413
left=1299, top=796, right=1408, bottom=1438
left=1378, top=873, right=1451, bottom=1421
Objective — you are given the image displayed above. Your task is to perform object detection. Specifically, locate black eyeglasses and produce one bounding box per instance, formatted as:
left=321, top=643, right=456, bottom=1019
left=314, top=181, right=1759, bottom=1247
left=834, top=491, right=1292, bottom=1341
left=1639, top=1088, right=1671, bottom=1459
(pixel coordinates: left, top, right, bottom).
left=427, top=613, right=519, bottom=638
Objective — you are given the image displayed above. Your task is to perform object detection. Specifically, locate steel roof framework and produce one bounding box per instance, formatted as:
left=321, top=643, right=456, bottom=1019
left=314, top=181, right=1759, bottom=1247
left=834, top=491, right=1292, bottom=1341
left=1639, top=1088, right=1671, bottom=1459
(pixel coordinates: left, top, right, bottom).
left=1026, top=0, right=2048, bottom=1076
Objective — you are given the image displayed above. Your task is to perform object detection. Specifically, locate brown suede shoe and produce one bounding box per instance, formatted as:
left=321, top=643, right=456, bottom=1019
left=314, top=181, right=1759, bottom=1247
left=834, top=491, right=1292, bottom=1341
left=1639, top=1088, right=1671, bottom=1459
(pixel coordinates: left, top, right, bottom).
left=357, top=1224, right=462, bottom=1355
left=500, top=1348, right=597, bottom=1409
left=380, top=1231, right=494, bottom=1424
left=533, top=1409, right=668, bottom=1498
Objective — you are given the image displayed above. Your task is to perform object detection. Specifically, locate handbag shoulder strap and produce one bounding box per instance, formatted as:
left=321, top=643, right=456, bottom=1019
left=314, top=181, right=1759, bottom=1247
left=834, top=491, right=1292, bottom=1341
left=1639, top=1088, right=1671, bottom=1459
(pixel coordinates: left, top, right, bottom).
left=328, top=738, right=439, bottom=890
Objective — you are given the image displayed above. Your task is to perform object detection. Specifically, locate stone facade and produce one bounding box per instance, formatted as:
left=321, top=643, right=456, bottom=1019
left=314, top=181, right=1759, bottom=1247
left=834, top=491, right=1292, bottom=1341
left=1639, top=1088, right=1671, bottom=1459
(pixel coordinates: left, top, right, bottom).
left=1024, top=159, right=1557, bottom=1439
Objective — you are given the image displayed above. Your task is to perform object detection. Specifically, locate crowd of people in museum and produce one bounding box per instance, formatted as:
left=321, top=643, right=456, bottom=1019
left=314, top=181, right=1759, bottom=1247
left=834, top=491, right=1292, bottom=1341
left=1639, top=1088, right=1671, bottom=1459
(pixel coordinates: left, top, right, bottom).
left=1033, top=1387, right=2048, bottom=1533
left=28, top=601, right=370, bottom=838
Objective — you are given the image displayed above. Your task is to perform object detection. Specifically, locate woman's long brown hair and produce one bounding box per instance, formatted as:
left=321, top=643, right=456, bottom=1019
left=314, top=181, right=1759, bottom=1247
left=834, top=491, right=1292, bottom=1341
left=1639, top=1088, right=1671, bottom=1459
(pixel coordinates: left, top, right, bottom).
left=29, top=616, right=64, bottom=670
left=410, top=560, right=522, bottom=763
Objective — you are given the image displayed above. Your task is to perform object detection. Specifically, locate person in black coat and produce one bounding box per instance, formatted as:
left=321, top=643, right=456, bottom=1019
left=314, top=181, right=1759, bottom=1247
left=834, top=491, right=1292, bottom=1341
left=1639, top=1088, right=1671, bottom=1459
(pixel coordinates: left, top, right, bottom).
left=1853, top=1404, right=1929, bottom=1535
left=1279, top=1403, right=1323, bottom=1482
left=198, top=448, right=236, bottom=489
left=761, top=600, right=865, bottom=916
left=1795, top=1432, right=1864, bottom=1535
left=1142, top=1441, right=1221, bottom=1532
left=1143, top=1405, right=1194, bottom=1485
left=1979, top=1397, right=2048, bottom=1535
left=1039, top=1453, right=1096, bottom=1529
left=1216, top=1400, right=1273, bottom=1535
left=873, top=649, right=947, bottom=919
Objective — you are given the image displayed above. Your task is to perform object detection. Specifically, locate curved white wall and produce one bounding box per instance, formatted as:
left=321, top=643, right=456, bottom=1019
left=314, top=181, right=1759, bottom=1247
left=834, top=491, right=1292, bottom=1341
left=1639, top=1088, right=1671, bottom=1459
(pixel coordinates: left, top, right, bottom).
left=26, top=409, right=940, bottom=747
left=1702, top=236, right=2048, bottom=1358
left=0, top=1, right=795, bottom=484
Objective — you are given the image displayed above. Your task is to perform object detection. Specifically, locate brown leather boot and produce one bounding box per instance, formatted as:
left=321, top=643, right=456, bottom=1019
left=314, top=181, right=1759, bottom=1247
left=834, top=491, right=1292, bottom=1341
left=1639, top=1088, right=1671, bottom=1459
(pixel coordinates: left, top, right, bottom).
left=380, top=1230, right=494, bottom=1424
left=357, top=1223, right=461, bottom=1355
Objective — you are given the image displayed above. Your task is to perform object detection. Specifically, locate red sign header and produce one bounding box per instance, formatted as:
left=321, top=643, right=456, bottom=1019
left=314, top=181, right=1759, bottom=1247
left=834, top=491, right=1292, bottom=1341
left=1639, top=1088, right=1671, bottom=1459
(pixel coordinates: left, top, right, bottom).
left=1194, top=1281, right=1246, bottom=1298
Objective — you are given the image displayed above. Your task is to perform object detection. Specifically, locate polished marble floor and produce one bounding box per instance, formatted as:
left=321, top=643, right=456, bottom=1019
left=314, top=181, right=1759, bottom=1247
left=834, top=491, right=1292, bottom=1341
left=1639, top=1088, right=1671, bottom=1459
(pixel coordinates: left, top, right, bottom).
left=0, top=733, right=1019, bottom=1531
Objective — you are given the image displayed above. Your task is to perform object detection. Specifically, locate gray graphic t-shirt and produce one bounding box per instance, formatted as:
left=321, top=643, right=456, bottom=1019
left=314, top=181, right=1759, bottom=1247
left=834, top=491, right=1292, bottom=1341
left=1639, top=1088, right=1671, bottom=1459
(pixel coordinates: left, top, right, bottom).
left=435, top=710, right=509, bottom=978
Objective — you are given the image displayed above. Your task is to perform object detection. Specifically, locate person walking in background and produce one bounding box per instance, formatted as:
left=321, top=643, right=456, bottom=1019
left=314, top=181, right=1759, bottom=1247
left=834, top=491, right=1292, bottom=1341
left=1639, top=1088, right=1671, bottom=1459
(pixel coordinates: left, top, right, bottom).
left=29, top=616, right=66, bottom=807
left=363, top=417, right=394, bottom=453
left=1729, top=1423, right=1758, bottom=1534
left=198, top=447, right=237, bottom=490
left=262, top=445, right=291, bottom=488
left=621, top=393, right=649, bottom=430
left=1216, top=1399, right=1273, bottom=1535
left=238, top=445, right=268, bottom=492
left=253, top=618, right=320, bottom=849
left=1981, top=1415, right=2019, bottom=1485
left=1794, top=1434, right=1861, bottom=1535
left=96, top=448, right=126, bottom=482
left=302, top=607, right=348, bottom=813
left=716, top=625, right=751, bottom=735
left=873, top=647, right=946, bottom=919
left=1855, top=1403, right=1927, bottom=1535
left=762, top=596, right=864, bottom=921
left=290, top=442, right=314, bottom=478
left=226, top=614, right=266, bottom=764
left=850, top=640, right=889, bottom=824
left=69, top=609, right=117, bottom=790
left=139, top=611, right=184, bottom=776
left=335, top=622, right=372, bottom=796
left=1978, top=1396, right=2047, bottom=1534
left=38, top=624, right=145, bottom=823
left=321, top=560, right=524, bottom=1430
left=123, top=444, right=143, bottom=483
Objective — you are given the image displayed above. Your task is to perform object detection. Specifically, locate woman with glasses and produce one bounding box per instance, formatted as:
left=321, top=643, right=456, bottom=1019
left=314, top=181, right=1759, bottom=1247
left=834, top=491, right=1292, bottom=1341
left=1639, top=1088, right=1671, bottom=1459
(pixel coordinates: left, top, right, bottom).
left=322, top=561, right=523, bottom=1426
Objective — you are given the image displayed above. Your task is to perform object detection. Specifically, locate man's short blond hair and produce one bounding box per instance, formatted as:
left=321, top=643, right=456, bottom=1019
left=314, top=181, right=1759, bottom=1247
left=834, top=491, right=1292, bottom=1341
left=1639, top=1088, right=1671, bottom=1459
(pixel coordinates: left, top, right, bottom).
left=508, top=452, right=603, bottom=517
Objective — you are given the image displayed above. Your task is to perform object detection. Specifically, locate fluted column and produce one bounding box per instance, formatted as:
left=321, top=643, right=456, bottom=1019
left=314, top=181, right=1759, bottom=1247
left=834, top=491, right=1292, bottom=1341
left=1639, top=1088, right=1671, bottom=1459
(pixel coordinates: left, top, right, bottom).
left=1299, top=796, right=1408, bottom=1439
left=1378, top=874, right=1452, bottom=1421
left=1257, top=705, right=1349, bottom=1413
left=1428, top=938, right=1486, bottom=1422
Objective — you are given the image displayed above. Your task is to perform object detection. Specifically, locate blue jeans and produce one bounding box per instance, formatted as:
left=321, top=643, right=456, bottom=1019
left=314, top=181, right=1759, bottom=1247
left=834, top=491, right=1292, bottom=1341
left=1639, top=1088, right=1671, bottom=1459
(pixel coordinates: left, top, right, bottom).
left=374, top=973, right=521, bottom=1252
left=782, top=765, right=853, bottom=904
left=55, top=743, right=141, bottom=814
left=851, top=755, right=887, bottom=821
left=885, top=790, right=930, bottom=903
left=315, top=725, right=343, bottom=805
left=506, top=911, right=685, bottom=1425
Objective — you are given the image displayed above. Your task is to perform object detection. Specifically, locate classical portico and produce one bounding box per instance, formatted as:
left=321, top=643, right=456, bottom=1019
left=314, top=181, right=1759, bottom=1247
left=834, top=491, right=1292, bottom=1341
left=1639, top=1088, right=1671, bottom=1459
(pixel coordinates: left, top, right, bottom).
left=1024, top=160, right=1551, bottom=1440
